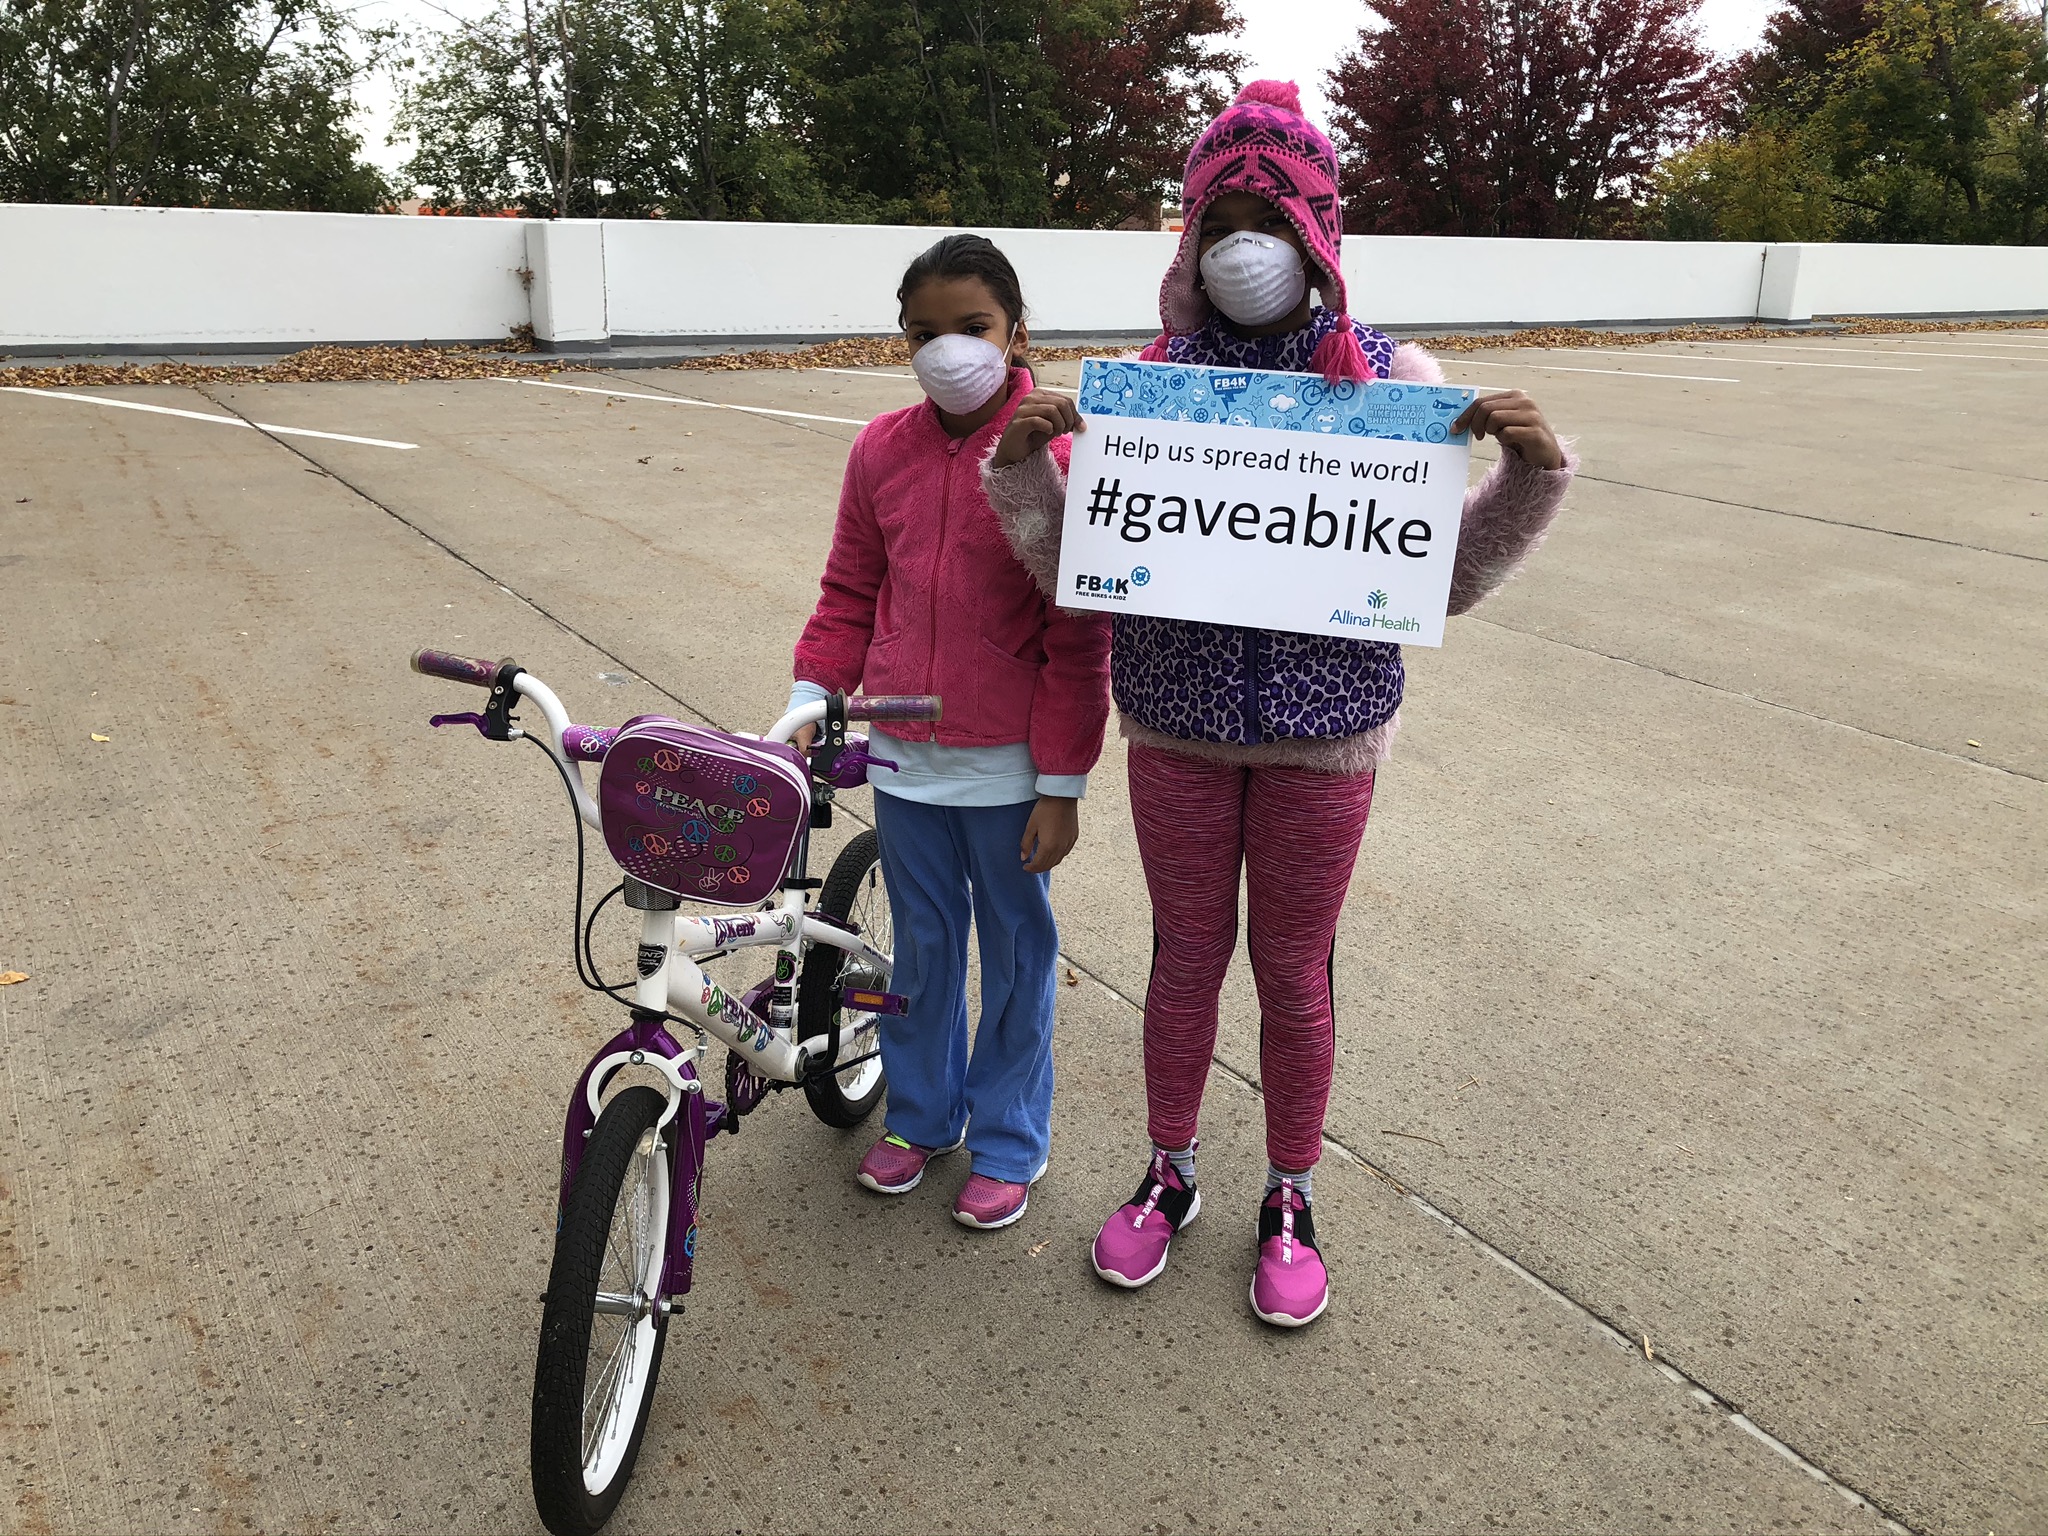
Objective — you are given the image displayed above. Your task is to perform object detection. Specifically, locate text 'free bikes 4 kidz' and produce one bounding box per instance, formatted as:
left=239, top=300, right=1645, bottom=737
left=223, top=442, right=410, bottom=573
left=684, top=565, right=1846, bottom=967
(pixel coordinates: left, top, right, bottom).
left=411, top=648, right=938, bottom=1536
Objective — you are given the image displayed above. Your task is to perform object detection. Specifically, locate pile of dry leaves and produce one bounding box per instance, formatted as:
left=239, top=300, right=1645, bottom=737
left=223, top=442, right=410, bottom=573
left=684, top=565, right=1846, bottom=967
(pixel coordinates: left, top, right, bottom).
left=2, top=314, right=2042, bottom=390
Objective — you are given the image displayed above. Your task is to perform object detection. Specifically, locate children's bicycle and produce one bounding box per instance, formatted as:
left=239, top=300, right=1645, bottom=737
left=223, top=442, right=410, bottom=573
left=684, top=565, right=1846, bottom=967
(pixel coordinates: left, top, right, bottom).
left=410, top=648, right=937, bottom=1536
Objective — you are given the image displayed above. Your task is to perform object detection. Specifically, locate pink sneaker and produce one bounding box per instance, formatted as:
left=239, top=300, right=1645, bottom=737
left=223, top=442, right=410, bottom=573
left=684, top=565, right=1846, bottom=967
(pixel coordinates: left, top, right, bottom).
left=951, top=1161, right=1049, bottom=1230
left=856, top=1132, right=962, bottom=1195
left=1092, top=1150, right=1200, bottom=1288
left=1250, top=1180, right=1328, bottom=1327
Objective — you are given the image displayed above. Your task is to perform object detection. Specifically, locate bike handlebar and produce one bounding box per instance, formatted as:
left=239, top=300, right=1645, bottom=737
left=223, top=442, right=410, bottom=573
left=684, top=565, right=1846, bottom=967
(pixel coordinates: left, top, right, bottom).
left=846, top=695, right=942, bottom=723
left=412, top=649, right=501, bottom=687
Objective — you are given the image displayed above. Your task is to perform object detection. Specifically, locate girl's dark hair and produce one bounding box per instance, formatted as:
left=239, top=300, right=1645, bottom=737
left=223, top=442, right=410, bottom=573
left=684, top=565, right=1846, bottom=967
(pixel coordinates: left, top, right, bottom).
left=896, top=233, right=1027, bottom=330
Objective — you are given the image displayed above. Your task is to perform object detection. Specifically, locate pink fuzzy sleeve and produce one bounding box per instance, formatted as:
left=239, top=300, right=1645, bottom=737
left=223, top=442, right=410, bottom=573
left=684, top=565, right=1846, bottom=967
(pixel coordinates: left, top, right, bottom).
left=1388, top=343, right=1577, bottom=615
left=980, top=440, right=1068, bottom=597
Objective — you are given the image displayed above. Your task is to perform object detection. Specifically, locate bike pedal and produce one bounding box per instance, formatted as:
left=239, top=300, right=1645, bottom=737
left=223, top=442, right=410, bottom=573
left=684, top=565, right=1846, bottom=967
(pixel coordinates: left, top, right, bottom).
left=841, top=985, right=909, bottom=1016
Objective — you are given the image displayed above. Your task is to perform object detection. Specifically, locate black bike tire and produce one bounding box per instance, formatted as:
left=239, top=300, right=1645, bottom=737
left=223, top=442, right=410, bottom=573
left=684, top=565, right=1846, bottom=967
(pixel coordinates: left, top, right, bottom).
left=531, top=1085, right=670, bottom=1536
left=798, top=828, right=891, bottom=1128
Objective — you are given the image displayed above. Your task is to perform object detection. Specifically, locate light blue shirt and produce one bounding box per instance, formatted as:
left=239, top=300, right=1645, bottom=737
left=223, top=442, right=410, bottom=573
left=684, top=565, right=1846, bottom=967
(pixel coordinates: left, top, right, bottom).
left=787, top=681, right=1087, bottom=807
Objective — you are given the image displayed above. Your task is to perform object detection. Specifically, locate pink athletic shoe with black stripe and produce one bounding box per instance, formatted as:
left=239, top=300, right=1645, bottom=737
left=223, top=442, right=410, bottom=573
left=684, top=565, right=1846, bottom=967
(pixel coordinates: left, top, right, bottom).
left=1250, top=1179, right=1328, bottom=1327
left=1092, top=1150, right=1201, bottom=1287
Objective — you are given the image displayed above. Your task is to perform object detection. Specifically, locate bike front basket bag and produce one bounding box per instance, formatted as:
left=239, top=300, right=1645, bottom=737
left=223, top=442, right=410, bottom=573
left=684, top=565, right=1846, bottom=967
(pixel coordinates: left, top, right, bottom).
left=596, top=716, right=810, bottom=905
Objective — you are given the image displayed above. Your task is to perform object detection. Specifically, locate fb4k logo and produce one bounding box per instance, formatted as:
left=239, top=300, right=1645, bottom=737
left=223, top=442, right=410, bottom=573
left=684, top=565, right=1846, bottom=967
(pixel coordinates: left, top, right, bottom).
left=1074, top=573, right=1132, bottom=597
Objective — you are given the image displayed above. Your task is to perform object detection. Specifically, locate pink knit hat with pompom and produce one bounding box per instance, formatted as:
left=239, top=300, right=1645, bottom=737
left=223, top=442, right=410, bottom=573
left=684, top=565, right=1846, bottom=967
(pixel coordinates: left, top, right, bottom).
left=1157, top=80, right=1370, bottom=385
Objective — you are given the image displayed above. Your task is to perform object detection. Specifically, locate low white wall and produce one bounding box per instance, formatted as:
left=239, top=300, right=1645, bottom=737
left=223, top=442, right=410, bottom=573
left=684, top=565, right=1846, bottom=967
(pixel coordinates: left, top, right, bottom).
left=602, top=219, right=1179, bottom=338
left=1776, top=241, right=2048, bottom=318
left=1347, top=237, right=1769, bottom=326
left=2, top=202, right=2042, bottom=354
left=0, top=203, right=532, bottom=351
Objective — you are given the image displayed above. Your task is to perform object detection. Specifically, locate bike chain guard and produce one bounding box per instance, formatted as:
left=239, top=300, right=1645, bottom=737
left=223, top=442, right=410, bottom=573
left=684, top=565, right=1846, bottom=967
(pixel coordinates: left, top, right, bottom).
left=722, top=1048, right=783, bottom=1130
left=716, top=976, right=789, bottom=1133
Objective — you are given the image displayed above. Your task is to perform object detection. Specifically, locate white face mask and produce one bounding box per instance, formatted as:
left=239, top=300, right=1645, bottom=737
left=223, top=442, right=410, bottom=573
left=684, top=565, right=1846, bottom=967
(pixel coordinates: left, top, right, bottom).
left=910, top=331, right=1012, bottom=415
left=1199, top=230, right=1307, bottom=327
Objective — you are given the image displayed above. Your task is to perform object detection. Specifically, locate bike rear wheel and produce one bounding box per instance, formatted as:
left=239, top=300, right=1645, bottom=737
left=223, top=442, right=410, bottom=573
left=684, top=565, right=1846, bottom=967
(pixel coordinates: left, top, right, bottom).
left=798, top=828, right=892, bottom=1128
left=531, top=1085, right=671, bottom=1536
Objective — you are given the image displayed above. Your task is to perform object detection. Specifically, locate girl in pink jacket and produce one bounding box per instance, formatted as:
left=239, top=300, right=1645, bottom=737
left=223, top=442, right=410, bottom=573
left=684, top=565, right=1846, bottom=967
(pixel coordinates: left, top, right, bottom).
left=791, top=234, right=1112, bottom=1231
left=984, top=83, right=1577, bottom=1324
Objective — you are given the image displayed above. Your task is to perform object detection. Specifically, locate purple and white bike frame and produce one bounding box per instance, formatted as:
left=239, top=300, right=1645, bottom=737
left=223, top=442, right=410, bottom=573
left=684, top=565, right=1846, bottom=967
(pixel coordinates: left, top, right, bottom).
left=454, top=665, right=898, bottom=1308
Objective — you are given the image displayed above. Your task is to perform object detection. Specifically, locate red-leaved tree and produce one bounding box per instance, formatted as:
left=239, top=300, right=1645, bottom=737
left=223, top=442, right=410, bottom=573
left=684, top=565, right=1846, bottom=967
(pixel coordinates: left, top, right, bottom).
left=1043, top=0, right=1247, bottom=228
left=1329, top=0, right=1725, bottom=236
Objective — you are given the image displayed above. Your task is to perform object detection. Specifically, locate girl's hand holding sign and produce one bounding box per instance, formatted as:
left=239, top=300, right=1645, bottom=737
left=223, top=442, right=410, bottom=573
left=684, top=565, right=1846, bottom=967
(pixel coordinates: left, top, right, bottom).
left=1451, top=389, right=1563, bottom=470
left=993, top=388, right=1084, bottom=469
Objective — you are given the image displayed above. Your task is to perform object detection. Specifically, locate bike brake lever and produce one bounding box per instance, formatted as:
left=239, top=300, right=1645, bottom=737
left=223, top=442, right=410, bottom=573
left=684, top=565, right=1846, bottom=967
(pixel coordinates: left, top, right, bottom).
left=429, top=711, right=492, bottom=736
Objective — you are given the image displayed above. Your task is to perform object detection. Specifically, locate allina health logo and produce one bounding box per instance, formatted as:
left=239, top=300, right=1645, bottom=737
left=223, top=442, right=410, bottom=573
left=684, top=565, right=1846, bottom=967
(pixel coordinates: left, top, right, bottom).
left=1332, top=588, right=1421, bottom=634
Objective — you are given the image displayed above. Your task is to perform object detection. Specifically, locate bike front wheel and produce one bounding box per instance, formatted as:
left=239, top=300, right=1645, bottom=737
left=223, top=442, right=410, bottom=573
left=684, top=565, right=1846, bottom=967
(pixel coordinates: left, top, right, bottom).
left=531, top=1085, right=671, bottom=1536
left=798, top=827, right=892, bottom=1128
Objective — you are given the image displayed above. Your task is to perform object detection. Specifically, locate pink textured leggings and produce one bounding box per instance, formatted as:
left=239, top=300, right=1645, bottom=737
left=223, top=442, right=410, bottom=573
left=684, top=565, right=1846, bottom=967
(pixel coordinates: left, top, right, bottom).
left=1127, top=741, right=1377, bottom=1172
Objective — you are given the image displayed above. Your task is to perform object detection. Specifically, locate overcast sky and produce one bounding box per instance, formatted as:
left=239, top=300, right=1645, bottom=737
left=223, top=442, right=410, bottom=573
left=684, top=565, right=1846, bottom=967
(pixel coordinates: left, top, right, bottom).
left=352, top=0, right=1780, bottom=177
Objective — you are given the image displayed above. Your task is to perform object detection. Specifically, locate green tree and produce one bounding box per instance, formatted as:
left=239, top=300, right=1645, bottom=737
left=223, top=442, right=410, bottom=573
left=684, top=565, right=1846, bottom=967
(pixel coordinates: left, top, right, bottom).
left=1652, top=0, right=2048, bottom=241
left=398, top=0, right=820, bottom=217
left=796, top=0, right=1063, bottom=224
left=1652, top=124, right=1842, bottom=237
left=0, top=0, right=390, bottom=208
left=1817, top=0, right=2044, bottom=235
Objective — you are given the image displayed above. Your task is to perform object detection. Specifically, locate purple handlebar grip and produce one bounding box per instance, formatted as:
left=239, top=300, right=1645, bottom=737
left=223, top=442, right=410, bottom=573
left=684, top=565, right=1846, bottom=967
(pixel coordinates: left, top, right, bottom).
left=562, top=724, right=618, bottom=762
left=847, top=694, right=942, bottom=723
left=412, top=649, right=499, bottom=687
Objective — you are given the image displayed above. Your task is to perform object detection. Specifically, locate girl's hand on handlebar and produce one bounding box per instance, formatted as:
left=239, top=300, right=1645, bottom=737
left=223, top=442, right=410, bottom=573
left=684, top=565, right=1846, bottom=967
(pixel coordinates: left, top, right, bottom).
left=992, top=390, right=1083, bottom=470
left=792, top=723, right=817, bottom=753
left=1019, top=795, right=1079, bottom=874
left=1451, top=390, right=1564, bottom=471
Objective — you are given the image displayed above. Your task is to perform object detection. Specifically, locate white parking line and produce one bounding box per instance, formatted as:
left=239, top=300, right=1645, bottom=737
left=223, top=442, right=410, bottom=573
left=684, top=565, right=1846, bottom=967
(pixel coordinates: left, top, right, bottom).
left=1559, top=348, right=1918, bottom=373
left=806, top=366, right=1078, bottom=394
left=0, top=386, right=419, bottom=448
left=1443, top=358, right=1741, bottom=384
left=504, top=376, right=870, bottom=426
left=1919, top=333, right=2048, bottom=345
left=1675, top=340, right=2047, bottom=364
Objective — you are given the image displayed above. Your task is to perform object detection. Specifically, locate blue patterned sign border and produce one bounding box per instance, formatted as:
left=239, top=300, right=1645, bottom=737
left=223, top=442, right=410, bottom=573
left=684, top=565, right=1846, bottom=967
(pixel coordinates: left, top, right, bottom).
left=1077, top=358, right=1475, bottom=445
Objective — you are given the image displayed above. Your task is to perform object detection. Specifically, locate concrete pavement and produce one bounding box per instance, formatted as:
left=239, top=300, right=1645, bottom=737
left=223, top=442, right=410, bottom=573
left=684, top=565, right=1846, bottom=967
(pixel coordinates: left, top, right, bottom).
left=2, top=334, right=2040, bottom=1533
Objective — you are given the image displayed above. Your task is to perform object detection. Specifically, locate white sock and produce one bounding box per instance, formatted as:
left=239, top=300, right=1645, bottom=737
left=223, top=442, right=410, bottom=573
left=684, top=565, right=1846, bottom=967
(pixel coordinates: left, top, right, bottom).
left=1158, top=1142, right=1197, bottom=1183
left=1265, top=1163, right=1313, bottom=1201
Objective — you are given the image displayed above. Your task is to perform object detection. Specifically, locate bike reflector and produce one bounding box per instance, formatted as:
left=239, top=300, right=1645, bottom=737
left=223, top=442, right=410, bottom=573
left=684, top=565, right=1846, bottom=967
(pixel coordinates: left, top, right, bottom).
left=597, top=717, right=810, bottom=905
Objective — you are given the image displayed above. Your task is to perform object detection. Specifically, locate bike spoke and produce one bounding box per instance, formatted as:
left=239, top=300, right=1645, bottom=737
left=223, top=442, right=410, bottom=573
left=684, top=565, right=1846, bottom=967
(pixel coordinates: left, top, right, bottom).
left=581, top=1324, right=634, bottom=1465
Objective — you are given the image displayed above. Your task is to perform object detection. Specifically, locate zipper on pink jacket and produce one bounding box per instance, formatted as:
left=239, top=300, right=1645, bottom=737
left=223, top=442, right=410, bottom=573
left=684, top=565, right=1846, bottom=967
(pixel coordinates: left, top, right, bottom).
left=924, top=439, right=963, bottom=743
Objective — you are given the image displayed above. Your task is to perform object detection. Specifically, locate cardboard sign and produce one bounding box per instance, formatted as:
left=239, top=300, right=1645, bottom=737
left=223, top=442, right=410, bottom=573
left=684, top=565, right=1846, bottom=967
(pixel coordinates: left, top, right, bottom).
left=1057, top=359, right=1475, bottom=646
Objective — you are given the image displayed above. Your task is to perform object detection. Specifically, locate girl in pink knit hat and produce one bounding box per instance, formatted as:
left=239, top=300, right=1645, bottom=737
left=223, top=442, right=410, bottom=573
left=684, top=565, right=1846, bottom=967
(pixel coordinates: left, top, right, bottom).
left=982, top=81, right=1577, bottom=1326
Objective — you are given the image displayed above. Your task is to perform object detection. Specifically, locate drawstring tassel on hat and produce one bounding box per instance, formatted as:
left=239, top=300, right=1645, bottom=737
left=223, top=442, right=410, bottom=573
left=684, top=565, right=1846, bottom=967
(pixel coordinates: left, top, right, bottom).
left=1310, top=320, right=1375, bottom=386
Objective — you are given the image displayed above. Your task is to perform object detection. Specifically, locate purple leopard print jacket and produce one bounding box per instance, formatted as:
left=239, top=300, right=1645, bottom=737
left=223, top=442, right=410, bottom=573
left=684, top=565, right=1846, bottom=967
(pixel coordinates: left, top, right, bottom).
left=983, top=313, right=1579, bottom=775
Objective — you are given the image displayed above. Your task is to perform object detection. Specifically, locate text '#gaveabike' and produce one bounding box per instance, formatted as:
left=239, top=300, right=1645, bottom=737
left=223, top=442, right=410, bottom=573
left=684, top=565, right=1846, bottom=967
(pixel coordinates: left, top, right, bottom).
left=1083, top=476, right=1436, bottom=556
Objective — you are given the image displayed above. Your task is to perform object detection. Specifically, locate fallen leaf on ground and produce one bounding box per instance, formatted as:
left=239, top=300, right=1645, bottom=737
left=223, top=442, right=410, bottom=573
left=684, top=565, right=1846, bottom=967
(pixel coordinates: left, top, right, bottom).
left=1642, top=1334, right=1654, bottom=1361
left=89, top=732, right=109, bottom=742
left=0, top=971, right=27, bottom=986
left=1967, top=739, right=1982, bottom=747
left=637, top=456, right=650, bottom=465
left=1027, top=1240, right=1050, bottom=1257
left=1063, top=966, right=1079, bottom=986
left=2, top=317, right=2044, bottom=392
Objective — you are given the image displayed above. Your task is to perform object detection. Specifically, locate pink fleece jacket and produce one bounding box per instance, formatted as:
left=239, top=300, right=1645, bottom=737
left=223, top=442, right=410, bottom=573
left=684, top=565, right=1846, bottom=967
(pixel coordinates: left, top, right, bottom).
left=794, top=368, right=1112, bottom=778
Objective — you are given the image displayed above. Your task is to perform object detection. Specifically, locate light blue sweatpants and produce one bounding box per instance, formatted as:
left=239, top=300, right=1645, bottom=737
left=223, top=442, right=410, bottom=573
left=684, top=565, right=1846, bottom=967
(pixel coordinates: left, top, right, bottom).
left=871, top=792, right=1058, bottom=1184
